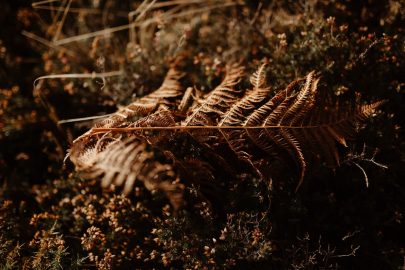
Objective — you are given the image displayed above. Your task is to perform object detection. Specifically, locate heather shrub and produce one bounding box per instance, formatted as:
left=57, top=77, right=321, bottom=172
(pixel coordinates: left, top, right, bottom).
left=0, top=1, right=403, bottom=269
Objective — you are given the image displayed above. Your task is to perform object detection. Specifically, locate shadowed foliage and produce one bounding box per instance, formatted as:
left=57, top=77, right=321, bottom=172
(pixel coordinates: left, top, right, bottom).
left=0, top=0, right=403, bottom=269
left=69, top=64, right=383, bottom=203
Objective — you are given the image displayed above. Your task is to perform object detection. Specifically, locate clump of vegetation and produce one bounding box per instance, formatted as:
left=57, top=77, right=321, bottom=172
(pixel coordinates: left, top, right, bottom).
left=0, top=0, right=404, bottom=269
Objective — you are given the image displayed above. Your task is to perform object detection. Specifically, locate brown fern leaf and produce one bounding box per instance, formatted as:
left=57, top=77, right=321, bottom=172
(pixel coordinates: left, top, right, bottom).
left=73, top=68, right=183, bottom=143
left=183, top=64, right=245, bottom=126
left=243, top=77, right=303, bottom=154
left=101, top=68, right=182, bottom=127
left=218, top=65, right=272, bottom=172
left=70, top=64, right=384, bottom=202
left=250, top=63, right=267, bottom=90
left=138, top=68, right=184, bottom=107
left=68, top=69, right=184, bottom=208
left=70, top=135, right=184, bottom=209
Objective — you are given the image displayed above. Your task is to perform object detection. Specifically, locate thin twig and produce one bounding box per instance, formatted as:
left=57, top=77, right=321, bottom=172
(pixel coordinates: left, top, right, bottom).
left=32, top=0, right=60, bottom=7
left=353, top=162, right=369, bottom=187
left=21, top=30, right=76, bottom=56
left=90, top=125, right=341, bottom=133
left=58, top=114, right=113, bottom=124
left=33, top=70, right=123, bottom=89
left=332, top=245, right=360, bottom=258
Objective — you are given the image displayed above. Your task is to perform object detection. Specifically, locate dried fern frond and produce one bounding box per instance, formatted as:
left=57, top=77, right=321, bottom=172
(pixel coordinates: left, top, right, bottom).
left=250, top=63, right=268, bottom=90
left=68, top=68, right=184, bottom=208
left=73, top=68, right=183, bottom=143
left=218, top=65, right=273, bottom=172
left=69, top=65, right=383, bottom=206
left=182, top=64, right=245, bottom=126
left=70, top=135, right=184, bottom=209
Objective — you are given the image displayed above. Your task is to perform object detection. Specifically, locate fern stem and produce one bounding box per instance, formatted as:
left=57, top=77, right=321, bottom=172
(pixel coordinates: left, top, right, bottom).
left=91, top=125, right=323, bottom=133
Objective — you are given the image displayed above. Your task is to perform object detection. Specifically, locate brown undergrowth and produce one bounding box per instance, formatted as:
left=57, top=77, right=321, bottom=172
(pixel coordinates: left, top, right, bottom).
left=0, top=0, right=404, bottom=269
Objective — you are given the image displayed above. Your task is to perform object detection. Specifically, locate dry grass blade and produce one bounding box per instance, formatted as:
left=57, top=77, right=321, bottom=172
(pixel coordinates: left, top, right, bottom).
left=50, top=0, right=242, bottom=46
